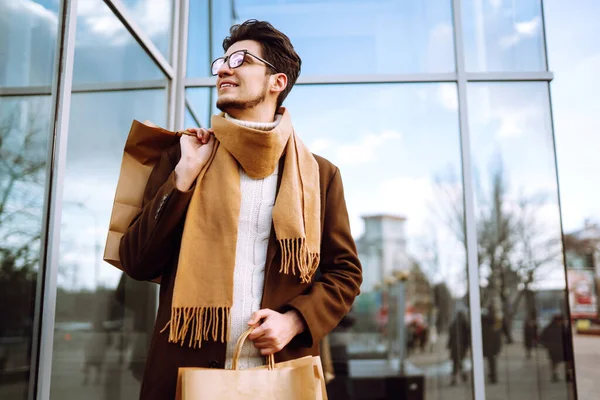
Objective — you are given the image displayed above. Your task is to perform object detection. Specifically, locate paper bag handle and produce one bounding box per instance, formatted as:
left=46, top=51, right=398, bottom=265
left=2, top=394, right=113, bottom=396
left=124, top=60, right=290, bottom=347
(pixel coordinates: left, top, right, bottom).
left=232, top=328, right=275, bottom=370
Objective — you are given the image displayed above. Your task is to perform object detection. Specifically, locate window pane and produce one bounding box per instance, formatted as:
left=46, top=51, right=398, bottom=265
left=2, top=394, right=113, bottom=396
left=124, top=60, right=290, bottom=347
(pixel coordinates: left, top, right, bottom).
left=189, top=0, right=455, bottom=77
left=461, top=0, right=546, bottom=72
left=467, top=83, right=575, bottom=398
left=49, top=90, right=166, bottom=399
left=284, top=83, right=471, bottom=399
left=73, top=0, right=165, bottom=84
left=185, top=88, right=212, bottom=128
left=120, top=0, right=173, bottom=62
left=0, top=0, right=60, bottom=87
left=186, top=0, right=210, bottom=77
left=0, top=96, right=53, bottom=400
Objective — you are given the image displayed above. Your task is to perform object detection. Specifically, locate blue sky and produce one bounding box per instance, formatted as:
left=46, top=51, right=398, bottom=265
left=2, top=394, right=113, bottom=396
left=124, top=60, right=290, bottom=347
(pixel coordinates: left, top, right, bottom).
left=2, top=0, right=599, bottom=293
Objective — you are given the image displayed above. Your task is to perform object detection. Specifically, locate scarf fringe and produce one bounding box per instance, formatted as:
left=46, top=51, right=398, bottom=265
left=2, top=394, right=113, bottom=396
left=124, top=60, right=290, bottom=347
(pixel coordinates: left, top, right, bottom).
left=160, top=306, right=231, bottom=348
left=279, top=238, right=320, bottom=284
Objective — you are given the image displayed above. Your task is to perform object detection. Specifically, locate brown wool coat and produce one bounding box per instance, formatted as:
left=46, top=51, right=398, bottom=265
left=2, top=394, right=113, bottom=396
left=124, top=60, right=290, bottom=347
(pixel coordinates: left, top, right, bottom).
left=119, top=143, right=362, bottom=400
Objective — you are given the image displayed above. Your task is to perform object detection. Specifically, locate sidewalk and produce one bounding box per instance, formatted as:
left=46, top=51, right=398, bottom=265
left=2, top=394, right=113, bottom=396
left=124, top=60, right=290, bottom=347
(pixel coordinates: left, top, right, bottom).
left=572, top=333, right=600, bottom=400
left=404, top=332, right=575, bottom=400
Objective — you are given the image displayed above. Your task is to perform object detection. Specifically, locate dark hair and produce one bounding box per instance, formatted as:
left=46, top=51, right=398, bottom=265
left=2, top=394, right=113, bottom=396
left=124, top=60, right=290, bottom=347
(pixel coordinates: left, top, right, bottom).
left=222, top=19, right=301, bottom=108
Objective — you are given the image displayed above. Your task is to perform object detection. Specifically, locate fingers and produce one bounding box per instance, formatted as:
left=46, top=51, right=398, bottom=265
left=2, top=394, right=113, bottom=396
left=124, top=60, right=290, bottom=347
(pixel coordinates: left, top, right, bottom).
left=248, top=324, right=267, bottom=341
left=253, top=338, right=277, bottom=354
left=259, top=347, right=276, bottom=356
left=253, top=339, right=283, bottom=355
left=185, top=127, right=214, bottom=144
left=248, top=309, right=272, bottom=327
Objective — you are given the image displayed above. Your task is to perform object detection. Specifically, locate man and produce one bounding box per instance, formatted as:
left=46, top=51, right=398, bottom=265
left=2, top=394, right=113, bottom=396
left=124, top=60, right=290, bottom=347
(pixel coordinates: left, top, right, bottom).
left=119, top=19, right=362, bottom=399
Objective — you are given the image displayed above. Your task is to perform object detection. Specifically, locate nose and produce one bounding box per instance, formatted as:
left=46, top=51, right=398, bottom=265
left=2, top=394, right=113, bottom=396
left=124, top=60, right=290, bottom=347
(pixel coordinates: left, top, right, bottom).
left=217, top=61, right=233, bottom=77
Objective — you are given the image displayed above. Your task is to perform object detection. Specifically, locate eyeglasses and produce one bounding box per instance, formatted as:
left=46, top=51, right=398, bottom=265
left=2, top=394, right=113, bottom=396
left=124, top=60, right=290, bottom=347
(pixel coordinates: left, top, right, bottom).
left=211, top=50, right=278, bottom=76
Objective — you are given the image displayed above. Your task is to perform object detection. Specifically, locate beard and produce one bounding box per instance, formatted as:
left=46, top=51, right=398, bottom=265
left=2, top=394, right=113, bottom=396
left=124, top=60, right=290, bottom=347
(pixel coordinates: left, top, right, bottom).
left=216, top=85, right=269, bottom=113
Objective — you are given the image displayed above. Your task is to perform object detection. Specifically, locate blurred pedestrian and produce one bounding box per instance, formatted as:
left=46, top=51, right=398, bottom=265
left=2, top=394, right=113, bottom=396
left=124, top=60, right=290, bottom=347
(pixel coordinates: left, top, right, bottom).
left=539, top=314, right=569, bottom=382
left=523, top=311, right=538, bottom=360
left=481, top=308, right=502, bottom=384
left=447, top=310, right=470, bottom=385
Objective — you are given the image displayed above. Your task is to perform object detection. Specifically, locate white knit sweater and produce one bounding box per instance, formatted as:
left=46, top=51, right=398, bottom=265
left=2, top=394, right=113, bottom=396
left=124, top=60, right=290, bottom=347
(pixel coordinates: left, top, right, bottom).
left=223, top=114, right=281, bottom=370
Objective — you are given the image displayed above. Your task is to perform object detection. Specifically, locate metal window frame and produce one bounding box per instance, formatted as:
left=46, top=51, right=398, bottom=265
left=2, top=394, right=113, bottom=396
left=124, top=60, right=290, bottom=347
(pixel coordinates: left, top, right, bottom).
left=452, top=1, right=486, bottom=399
left=168, top=0, right=190, bottom=130
left=0, top=80, right=169, bottom=96
left=34, top=0, right=79, bottom=399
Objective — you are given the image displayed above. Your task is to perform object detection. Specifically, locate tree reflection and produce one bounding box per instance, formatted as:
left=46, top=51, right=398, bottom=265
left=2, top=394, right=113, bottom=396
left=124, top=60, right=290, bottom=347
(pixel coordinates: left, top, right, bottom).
left=0, top=100, right=48, bottom=387
left=433, top=159, right=563, bottom=327
left=429, top=157, right=575, bottom=395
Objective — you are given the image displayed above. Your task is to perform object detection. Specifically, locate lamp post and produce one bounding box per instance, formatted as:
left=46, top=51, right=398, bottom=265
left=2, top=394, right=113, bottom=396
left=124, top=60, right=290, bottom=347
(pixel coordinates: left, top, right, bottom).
left=384, top=270, right=410, bottom=374
left=75, top=202, right=100, bottom=290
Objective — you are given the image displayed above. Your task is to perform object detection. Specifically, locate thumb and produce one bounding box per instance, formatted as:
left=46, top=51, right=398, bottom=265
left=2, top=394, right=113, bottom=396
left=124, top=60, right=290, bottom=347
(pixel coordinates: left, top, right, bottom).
left=248, top=309, right=272, bottom=326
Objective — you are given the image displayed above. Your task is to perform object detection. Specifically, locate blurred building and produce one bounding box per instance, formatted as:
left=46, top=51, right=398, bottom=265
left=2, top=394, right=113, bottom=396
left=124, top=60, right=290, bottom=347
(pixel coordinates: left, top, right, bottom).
left=356, top=214, right=410, bottom=293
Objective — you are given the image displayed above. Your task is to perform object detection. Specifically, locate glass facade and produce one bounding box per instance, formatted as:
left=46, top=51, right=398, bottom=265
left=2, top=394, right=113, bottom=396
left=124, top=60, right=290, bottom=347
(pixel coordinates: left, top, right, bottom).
left=2, top=0, right=599, bottom=399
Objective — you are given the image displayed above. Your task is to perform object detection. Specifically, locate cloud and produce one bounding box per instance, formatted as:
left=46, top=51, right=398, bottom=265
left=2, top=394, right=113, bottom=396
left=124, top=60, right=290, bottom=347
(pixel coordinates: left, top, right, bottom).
left=469, top=86, right=546, bottom=139
left=377, top=177, right=433, bottom=232
left=1, top=0, right=58, bottom=28
left=438, top=84, right=458, bottom=110
left=335, top=130, right=402, bottom=166
left=499, top=16, right=542, bottom=49
left=490, top=0, right=503, bottom=10
left=426, top=22, right=454, bottom=72
left=77, top=0, right=170, bottom=47
left=496, top=111, right=523, bottom=138
left=496, top=104, right=546, bottom=138
left=309, top=138, right=334, bottom=153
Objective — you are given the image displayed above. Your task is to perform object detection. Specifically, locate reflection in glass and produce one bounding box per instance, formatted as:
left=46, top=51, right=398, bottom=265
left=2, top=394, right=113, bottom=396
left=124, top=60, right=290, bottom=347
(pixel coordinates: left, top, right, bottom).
left=0, top=96, right=52, bottom=399
left=461, top=0, right=546, bottom=72
left=120, top=0, right=173, bottom=61
left=467, top=83, right=575, bottom=399
left=284, top=83, right=470, bottom=398
left=73, top=0, right=165, bottom=84
left=49, top=90, right=166, bottom=399
left=185, top=88, right=212, bottom=128
left=187, top=0, right=455, bottom=77
left=0, top=1, right=59, bottom=87
left=186, top=0, right=210, bottom=77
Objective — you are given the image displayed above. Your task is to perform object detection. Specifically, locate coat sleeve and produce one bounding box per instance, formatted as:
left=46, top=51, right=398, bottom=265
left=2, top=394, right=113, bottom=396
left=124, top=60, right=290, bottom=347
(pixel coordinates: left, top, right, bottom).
left=285, top=167, right=362, bottom=347
left=119, top=148, right=195, bottom=281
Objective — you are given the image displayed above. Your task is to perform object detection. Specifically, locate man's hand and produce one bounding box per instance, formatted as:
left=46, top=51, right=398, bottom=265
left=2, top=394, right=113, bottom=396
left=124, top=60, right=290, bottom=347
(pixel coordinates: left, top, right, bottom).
left=247, top=309, right=306, bottom=356
left=174, top=127, right=215, bottom=191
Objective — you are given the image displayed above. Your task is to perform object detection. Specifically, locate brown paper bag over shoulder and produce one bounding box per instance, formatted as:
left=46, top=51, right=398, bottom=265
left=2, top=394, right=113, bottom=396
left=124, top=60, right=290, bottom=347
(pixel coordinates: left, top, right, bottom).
left=177, top=328, right=328, bottom=400
left=103, top=120, right=192, bottom=271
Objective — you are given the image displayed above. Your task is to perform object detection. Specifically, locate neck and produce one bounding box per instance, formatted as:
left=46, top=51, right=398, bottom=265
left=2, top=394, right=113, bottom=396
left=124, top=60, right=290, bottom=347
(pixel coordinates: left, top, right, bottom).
left=225, top=106, right=277, bottom=123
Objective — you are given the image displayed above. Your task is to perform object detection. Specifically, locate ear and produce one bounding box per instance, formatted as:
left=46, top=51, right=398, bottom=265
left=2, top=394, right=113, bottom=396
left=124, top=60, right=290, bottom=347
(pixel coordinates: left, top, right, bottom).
left=270, top=73, right=288, bottom=95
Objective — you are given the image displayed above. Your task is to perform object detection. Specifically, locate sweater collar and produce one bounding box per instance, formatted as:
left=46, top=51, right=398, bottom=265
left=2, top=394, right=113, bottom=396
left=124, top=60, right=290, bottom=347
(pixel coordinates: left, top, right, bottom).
left=224, top=112, right=283, bottom=131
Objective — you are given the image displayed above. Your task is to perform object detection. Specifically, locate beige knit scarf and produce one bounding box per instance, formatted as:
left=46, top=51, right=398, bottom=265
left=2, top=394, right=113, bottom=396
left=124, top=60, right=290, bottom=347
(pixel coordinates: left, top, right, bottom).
left=161, top=108, right=320, bottom=348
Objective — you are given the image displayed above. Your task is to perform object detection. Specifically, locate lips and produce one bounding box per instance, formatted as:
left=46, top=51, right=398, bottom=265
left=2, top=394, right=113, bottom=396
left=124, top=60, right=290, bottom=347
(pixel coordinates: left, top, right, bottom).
left=219, top=81, right=238, bottom=89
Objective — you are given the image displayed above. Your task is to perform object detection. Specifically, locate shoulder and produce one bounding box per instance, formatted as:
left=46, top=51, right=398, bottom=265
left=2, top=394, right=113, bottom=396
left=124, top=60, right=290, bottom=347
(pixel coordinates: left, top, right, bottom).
left=312, top=153, right=340, bottom=185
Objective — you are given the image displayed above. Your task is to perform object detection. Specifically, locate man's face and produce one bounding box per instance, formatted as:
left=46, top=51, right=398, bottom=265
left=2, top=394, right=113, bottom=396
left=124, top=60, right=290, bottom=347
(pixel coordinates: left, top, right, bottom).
left=215, top=40, right=272, bottom=113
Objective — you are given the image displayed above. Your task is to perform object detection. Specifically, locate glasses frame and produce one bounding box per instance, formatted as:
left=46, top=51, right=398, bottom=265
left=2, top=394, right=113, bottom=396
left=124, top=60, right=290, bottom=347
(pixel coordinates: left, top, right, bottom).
left=211, top=50, right=279, bottom=76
